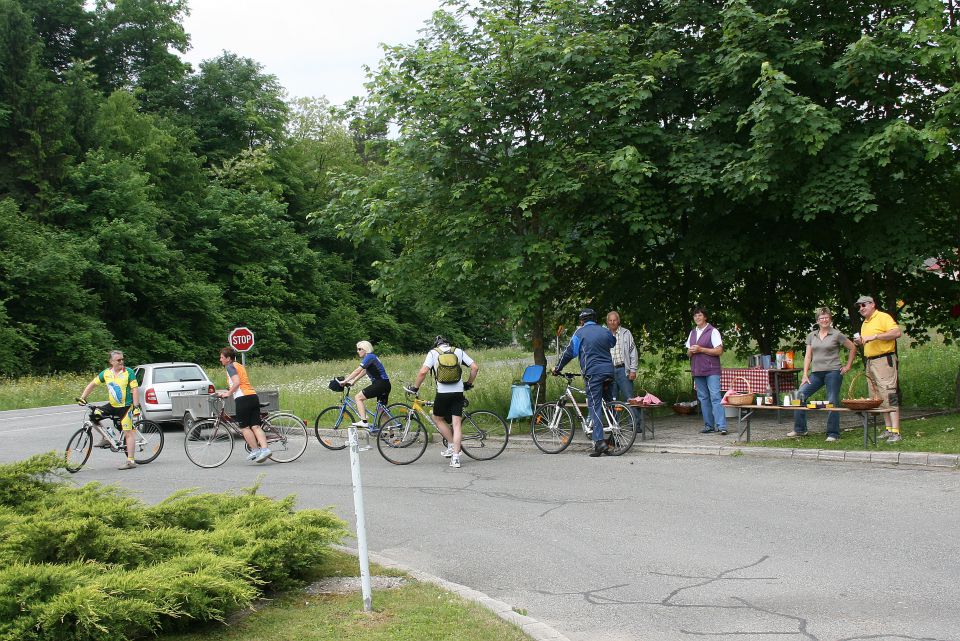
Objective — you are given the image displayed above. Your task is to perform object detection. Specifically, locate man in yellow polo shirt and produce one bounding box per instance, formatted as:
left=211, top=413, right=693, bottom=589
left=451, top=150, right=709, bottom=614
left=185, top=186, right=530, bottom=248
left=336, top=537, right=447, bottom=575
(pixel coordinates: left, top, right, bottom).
left=854, top=295, right=902, bottom=441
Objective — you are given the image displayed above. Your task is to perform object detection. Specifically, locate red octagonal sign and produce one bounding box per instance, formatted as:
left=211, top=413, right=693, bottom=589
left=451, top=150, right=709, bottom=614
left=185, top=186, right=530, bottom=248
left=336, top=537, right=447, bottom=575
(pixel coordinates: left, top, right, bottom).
left=228, top=327, right=255, bottom=352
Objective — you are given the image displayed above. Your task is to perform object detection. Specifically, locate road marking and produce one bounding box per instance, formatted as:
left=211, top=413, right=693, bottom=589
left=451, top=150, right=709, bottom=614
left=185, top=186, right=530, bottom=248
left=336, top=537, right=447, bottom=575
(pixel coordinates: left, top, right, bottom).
left=0, top=423, right=71, bottom=435
left=0, top=409, right=76, bottom=421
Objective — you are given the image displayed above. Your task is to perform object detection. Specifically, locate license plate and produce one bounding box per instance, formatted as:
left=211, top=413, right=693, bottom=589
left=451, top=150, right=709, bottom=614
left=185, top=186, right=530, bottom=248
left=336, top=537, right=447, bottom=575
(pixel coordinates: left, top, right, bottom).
left=169, top=390, right=199, bottom=397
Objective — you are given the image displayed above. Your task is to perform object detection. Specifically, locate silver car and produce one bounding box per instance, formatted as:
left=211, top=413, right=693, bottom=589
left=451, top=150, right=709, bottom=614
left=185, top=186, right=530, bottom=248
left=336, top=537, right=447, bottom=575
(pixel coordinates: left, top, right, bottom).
left=134, top=362, right=215, bottom=424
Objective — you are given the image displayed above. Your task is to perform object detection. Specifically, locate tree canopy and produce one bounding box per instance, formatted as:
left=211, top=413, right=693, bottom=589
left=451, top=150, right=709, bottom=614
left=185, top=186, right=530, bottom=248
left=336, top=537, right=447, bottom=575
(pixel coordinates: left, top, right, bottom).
left=0, top=0, right=958, bottom=376
left=330, top=0, right=960, bottom=364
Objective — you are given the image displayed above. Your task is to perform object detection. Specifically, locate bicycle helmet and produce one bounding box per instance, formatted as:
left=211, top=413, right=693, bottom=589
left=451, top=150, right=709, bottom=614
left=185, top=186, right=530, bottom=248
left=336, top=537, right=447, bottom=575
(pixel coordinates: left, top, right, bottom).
left=433, top=335, right=449, bottom=348
left=328, top=376, right=345, bottom=392
left=578, top=308, right=596, bottom=322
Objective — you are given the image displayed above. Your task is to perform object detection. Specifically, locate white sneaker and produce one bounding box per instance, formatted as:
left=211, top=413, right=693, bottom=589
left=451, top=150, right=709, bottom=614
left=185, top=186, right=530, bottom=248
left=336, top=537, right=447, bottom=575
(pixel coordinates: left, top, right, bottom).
left=440, top=446, right=453, bottom=458
left=449, top=457, right=461, bottom=469
left=351, top=420, right=370, bottom=428
left=255, top=448, right=272, bottom=462
left=825, top=436, right=838, bottom=442
left=247, top=448, right=261, bottom=460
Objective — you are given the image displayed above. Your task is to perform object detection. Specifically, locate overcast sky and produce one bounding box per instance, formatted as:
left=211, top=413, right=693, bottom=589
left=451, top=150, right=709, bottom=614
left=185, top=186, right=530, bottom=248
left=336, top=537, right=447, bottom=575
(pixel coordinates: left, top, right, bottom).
left=180, top=0, right=445, bottom=106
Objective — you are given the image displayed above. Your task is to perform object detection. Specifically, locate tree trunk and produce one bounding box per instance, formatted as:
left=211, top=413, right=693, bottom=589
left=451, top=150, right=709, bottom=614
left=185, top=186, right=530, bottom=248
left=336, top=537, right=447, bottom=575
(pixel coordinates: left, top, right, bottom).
left=955, top=365, right=960, bottom=408
left=531, top=304, right=548, bottom=403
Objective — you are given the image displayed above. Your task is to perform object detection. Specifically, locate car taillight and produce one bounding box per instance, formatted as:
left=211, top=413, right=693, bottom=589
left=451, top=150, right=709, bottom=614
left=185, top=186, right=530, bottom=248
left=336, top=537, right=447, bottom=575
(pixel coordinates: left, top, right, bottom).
left=207, top=384, right=215, bottom=394
left=145, top=388, right=158, bottom=404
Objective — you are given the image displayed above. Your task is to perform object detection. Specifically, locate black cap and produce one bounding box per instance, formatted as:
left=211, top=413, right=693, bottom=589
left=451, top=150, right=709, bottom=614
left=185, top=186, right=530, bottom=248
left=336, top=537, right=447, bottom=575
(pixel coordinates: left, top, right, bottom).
left=578, top=308, right=596, bottom=321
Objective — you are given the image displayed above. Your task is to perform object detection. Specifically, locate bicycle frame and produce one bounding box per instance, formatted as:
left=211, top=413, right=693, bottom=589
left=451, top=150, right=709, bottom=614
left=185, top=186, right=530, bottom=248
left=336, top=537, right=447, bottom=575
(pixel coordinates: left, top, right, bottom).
left=334, top=389, right=393, bottom=428
left=557, top=380, right=619, bottom=435
left=84, top=404, right=143, bottom=449
left=530, top=373, right=637, bottom=456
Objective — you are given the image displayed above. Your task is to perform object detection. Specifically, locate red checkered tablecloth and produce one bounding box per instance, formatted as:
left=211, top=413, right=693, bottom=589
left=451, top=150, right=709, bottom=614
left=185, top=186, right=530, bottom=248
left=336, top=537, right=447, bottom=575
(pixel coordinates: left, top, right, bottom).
left=721, top=368, right=798, bottom=394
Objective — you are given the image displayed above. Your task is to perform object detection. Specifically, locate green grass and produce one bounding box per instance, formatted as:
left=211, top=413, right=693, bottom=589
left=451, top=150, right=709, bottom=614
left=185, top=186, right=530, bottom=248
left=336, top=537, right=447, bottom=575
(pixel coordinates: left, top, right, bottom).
left=747, top=412, right=960, bottom=453
left=0, top=371, right=89, bottom=410
left=1, top=340, right=955, bottom=420
left=164, top=550, right=531, bottom=641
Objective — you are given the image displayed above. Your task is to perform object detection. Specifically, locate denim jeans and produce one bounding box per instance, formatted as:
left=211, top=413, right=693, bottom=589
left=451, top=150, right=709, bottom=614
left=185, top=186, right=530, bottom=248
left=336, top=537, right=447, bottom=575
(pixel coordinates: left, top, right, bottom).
left=793, top=369, right=842, bottom=437
left=610, top=367, right=634, bottom=402
left=610, top=367, right=639, bottom=424
left=694, top=374, right=725, bottom=430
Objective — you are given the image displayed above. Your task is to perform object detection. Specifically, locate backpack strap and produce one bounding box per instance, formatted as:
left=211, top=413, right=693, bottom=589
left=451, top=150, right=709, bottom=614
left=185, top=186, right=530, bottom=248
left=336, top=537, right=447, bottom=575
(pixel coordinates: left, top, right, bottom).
left=430, top=347, right=441, bottom=381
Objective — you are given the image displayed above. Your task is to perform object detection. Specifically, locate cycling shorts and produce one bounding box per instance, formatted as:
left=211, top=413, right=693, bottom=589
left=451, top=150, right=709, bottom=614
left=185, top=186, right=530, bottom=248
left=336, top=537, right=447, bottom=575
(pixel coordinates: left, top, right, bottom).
left=433, top=392, right=464, bottom=419
left=235, top=394, right=262, bottom=428
left=361, top=379, right=391, bottom=405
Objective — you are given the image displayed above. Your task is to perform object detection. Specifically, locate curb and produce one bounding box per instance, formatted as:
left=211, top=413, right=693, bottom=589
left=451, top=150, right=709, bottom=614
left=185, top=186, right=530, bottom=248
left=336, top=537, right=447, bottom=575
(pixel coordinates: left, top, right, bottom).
left=334, top=545, right=571, bottom=641
left=501, top=436, right=960, bottom=469
left=629, top=441, right=960, bottom=468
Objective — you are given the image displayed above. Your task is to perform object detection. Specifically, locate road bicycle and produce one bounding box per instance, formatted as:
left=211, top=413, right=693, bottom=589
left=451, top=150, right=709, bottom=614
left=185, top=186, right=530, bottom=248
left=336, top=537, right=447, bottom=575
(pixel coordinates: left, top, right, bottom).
left=183, top=396, right=309, bottom=468
left=374, top=386, right=509, bottom=465
left=313, top=382, right=404, bottom=451
left=65, top=399, right=165, bottom=473
left=531, top=372, right=637, bottom=455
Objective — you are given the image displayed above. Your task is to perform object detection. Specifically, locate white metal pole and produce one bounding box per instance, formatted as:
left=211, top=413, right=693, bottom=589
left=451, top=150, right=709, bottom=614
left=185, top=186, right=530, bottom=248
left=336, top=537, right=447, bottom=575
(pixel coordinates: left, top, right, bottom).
left=348, top=426, right=373, bottom=611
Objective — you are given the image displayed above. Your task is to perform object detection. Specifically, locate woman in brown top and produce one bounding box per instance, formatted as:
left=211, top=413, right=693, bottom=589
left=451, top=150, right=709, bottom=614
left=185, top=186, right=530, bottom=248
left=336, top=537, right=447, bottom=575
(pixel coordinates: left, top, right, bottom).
left=787, top=307, right=856, bottom=441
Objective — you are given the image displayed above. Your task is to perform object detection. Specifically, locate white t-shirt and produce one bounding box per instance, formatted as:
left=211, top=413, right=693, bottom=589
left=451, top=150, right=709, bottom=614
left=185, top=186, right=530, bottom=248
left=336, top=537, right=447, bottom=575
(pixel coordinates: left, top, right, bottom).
left=685, top=327, right=722, bottom=349
left=422, top=346, right=475, bottom=393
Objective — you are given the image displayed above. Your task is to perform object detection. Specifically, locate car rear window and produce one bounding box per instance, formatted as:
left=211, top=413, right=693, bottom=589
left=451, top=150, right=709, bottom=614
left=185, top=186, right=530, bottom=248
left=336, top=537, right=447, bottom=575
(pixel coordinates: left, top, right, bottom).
left=152, top=366, right=206, bottom=384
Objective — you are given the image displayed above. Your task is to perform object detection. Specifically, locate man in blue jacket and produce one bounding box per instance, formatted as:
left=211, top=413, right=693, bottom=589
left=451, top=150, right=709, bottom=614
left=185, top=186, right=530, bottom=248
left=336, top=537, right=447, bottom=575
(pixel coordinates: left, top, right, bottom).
left=553, top=308, right=617, bottom=456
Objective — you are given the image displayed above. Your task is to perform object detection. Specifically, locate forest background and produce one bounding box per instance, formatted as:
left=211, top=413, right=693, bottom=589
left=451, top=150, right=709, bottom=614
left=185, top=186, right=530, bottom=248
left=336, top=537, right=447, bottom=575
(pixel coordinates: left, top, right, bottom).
left=1, top=0, right=958, bottom=377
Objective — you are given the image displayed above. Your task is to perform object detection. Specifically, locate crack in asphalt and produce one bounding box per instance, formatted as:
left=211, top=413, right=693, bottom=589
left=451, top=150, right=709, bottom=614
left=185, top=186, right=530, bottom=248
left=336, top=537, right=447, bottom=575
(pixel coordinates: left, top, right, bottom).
left=532, top=556, right=954, bottom=641
left=416, top=474, right=626, bottom=517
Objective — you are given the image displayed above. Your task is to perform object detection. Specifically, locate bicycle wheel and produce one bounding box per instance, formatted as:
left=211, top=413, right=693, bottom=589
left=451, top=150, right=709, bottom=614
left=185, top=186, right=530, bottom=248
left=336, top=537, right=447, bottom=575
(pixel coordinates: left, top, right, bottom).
left=184, top=419, right=234, bottom=468
left=314, top=405, right=355, bottom=450
left=378, top=402, right=414, bottom=429
left=64, top=426, right=92, bottom=473
left=531, top=403, right=574, bottom=454
left=131, top=419, right=164, bottom=464
left=460, top=410, right=509, bottom=460
left=263, top=412, right=309, bottom=463
left=604, top=401, right=638, bottom=455
left=377, top=412, right=428, bottom=465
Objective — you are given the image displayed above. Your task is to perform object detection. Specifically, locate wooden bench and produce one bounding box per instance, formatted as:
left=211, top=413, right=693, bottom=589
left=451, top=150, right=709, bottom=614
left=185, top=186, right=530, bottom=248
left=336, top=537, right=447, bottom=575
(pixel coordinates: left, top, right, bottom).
left=734, top=404, right=896, bottom=447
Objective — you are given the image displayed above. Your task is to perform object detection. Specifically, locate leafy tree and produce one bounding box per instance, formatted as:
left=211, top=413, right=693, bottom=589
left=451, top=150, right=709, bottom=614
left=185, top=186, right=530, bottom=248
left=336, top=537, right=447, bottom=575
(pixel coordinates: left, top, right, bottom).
left=88, top=0, right=190, bottom=111
left=332, top=0, right=671, bottom=366
left=0, top=198, right=113, bottom=372
left=0, top=0, right=72, bottom=207
left=185, top=52, right=288, bottom=165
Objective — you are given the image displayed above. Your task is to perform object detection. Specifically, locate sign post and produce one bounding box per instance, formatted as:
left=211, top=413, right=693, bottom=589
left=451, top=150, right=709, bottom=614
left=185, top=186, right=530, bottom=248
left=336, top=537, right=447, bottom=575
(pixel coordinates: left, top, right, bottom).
left=228, top=327, right=255, bottom=366
left=348, top=426, right=373, bottom=611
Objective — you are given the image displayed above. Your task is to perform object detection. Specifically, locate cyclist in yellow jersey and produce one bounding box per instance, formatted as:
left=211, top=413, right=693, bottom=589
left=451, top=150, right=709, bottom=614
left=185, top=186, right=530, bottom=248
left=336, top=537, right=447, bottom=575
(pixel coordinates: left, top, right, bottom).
left=218, top=347, right=270, bottom=462
left=79, top=350, right=142, bottom=470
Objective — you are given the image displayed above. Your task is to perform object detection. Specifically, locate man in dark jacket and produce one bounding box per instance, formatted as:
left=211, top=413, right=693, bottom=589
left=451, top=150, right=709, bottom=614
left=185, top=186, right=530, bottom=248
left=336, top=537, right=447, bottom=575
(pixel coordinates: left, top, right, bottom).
left=554, top=308, right=616, bottom=456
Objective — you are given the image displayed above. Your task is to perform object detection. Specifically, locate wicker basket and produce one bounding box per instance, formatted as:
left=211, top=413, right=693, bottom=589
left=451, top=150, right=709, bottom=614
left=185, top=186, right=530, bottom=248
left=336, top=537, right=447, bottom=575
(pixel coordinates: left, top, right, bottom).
left=840, top=371, right=883, bottom=410
left=672, top=402, right=697, bottom=415
left=726, top=376, right=755, bottom=406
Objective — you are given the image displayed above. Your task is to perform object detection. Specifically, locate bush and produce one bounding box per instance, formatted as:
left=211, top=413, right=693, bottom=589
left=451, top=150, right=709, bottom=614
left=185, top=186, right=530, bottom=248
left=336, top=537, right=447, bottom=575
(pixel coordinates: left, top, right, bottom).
left=0, top=455, right=347, bottom=641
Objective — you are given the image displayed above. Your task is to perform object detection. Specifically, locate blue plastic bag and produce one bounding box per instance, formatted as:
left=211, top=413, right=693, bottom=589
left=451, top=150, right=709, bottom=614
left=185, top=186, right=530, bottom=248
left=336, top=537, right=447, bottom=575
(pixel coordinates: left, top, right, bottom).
left=507, top=384, right=533, bottom=419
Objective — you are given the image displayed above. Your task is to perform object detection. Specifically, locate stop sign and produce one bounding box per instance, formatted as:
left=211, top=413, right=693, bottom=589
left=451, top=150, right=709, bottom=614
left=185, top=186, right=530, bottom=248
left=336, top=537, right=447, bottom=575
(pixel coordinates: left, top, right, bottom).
left=228, top=327, right=255, bottom=352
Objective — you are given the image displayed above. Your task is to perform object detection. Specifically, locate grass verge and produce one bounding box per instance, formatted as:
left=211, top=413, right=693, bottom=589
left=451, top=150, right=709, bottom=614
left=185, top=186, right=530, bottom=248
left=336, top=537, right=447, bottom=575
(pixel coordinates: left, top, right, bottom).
left=165, top=549, right=532, bottom=641
left=746, top=412, right=960, bottom=453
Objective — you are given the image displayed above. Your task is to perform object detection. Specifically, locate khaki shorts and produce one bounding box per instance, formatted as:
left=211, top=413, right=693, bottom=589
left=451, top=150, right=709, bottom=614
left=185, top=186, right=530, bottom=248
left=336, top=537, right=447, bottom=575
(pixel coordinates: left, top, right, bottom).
left=866, top=354, right=899, bottom=408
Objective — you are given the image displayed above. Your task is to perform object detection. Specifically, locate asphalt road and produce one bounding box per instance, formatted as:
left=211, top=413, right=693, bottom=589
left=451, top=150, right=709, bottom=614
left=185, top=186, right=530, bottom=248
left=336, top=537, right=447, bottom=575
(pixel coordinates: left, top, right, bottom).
left=3, top=404, right=959, bottom=641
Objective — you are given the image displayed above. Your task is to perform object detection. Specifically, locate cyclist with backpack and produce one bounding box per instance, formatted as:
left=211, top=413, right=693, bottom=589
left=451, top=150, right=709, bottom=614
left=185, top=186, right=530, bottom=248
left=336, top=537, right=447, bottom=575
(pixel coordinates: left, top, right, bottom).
left=408, top=336, right=479, bottom=469
left=553, top=308, right=617, bottom=457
